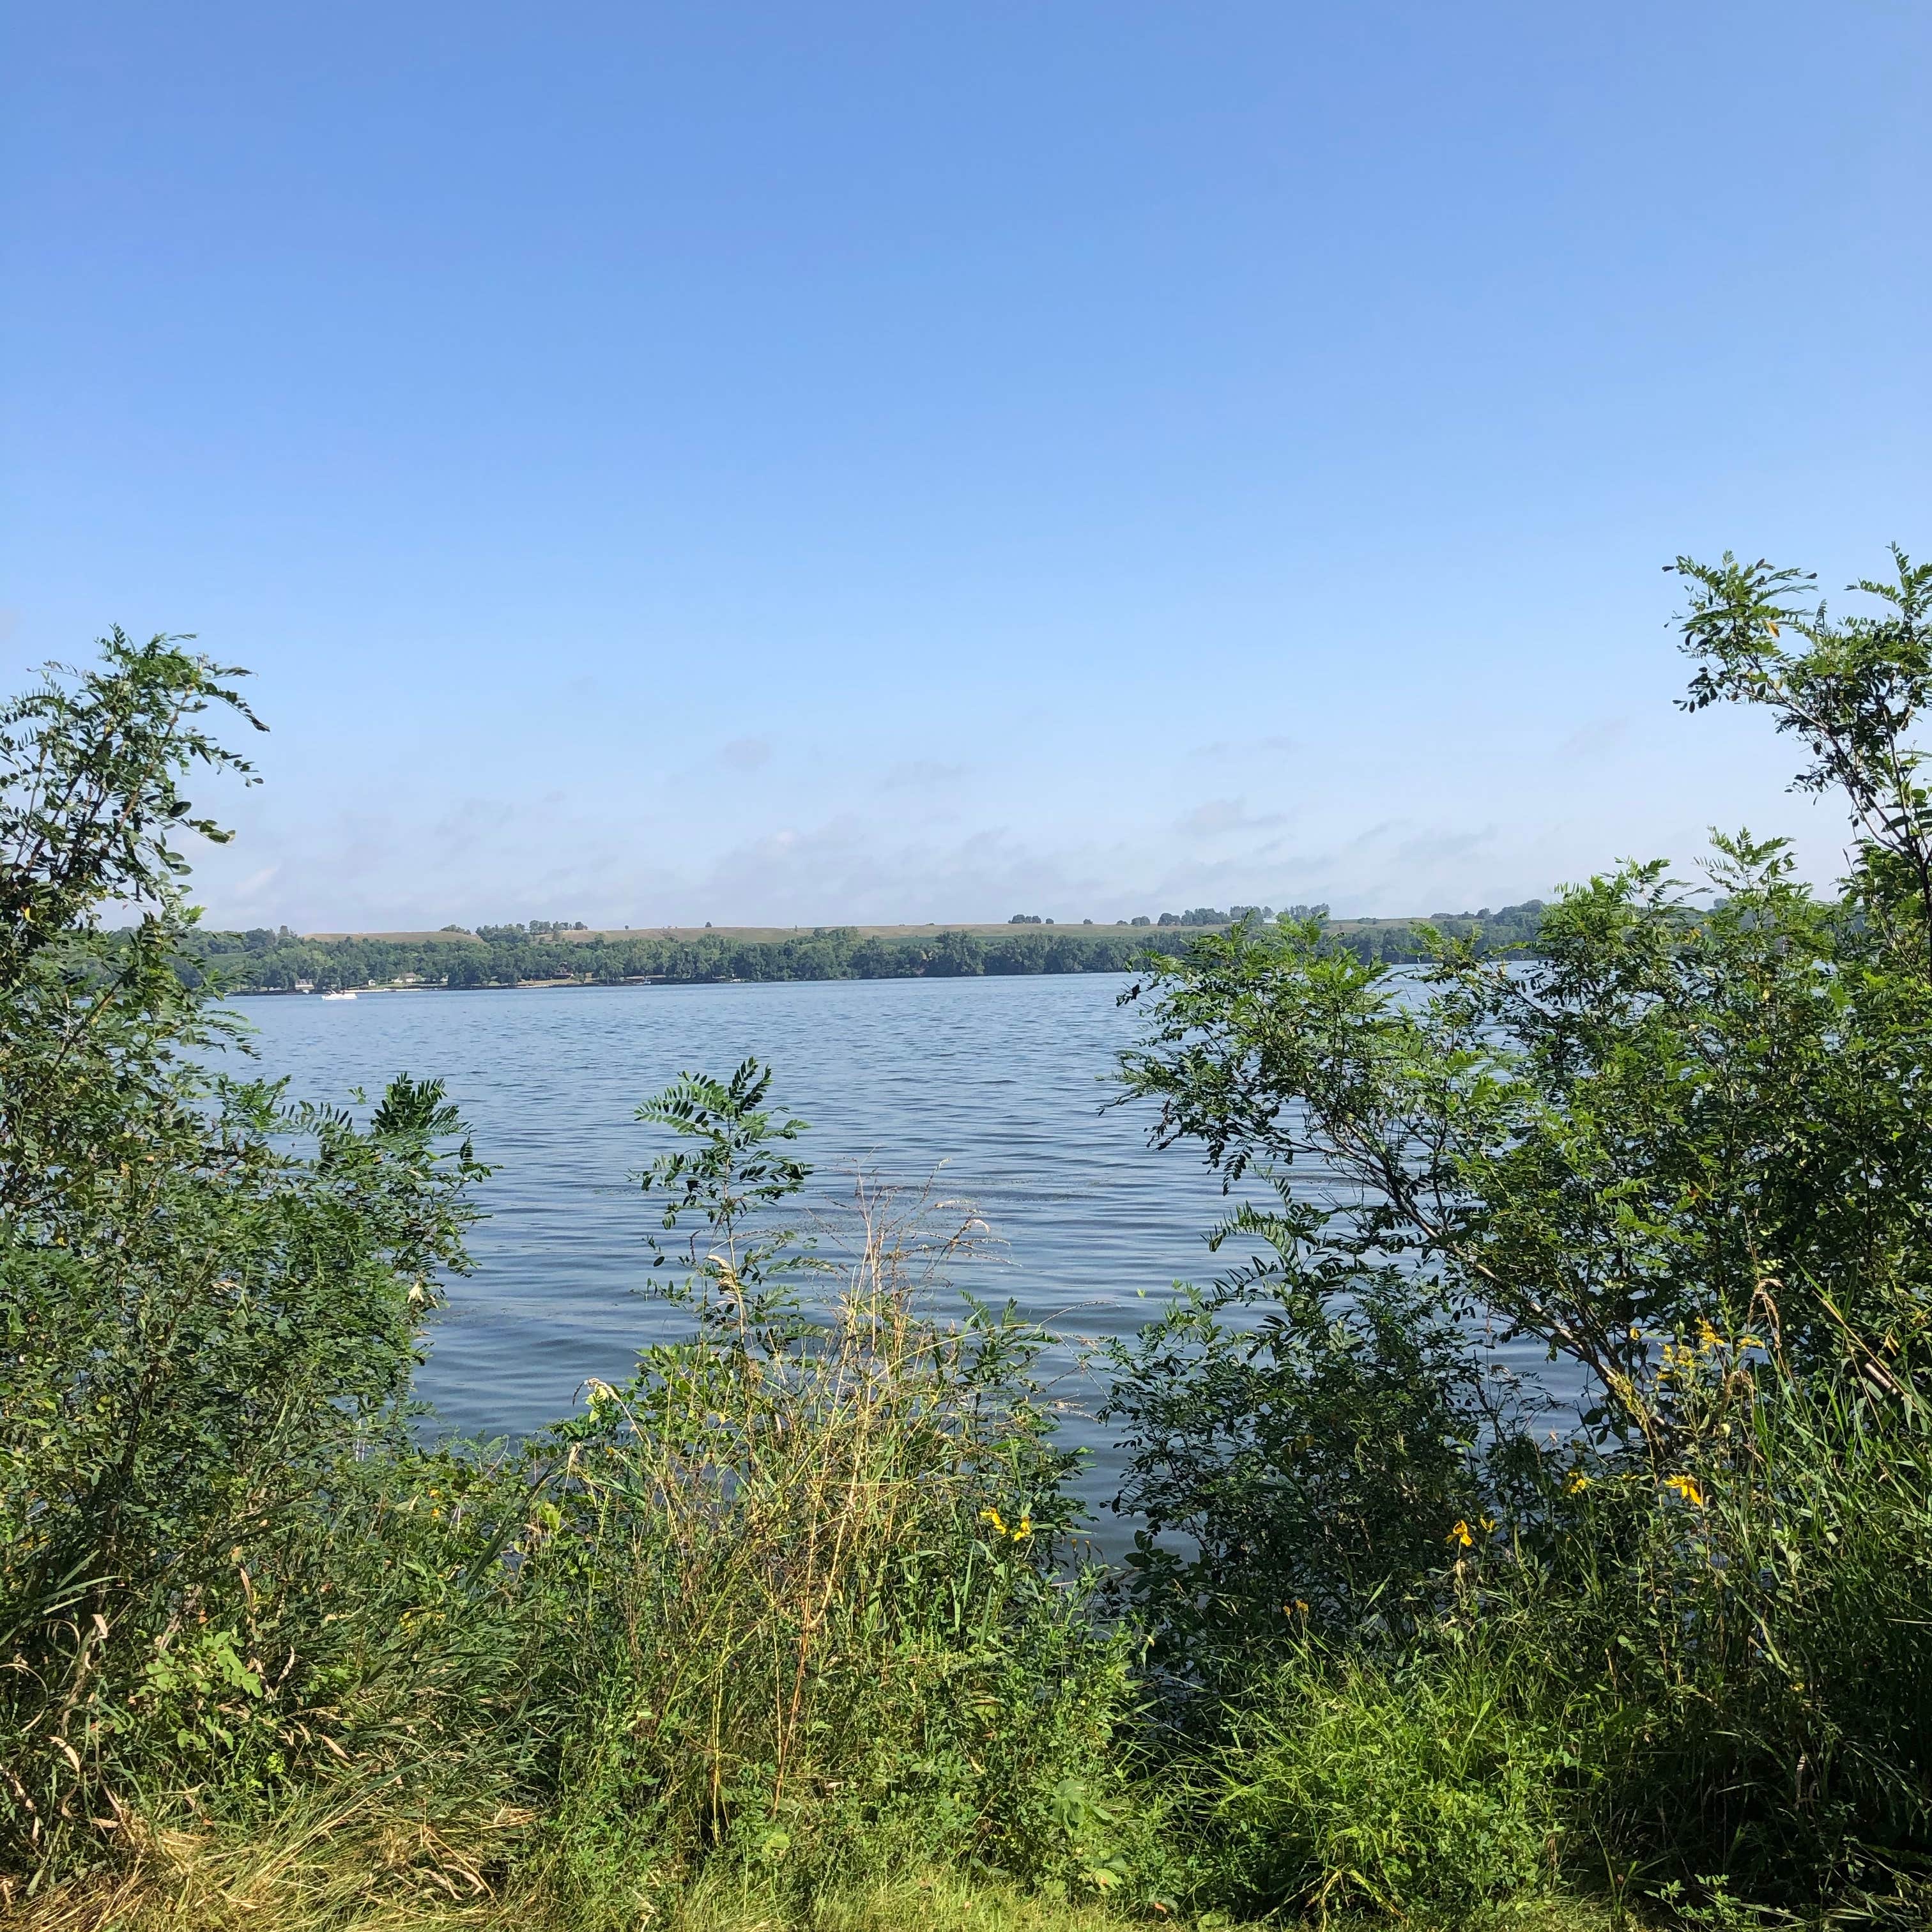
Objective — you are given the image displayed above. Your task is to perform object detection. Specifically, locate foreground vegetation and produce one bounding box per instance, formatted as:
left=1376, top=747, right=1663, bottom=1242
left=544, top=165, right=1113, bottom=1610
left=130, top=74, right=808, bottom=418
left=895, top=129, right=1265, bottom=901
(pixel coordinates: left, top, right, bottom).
left=6, top=547, right=1932, bottom=1929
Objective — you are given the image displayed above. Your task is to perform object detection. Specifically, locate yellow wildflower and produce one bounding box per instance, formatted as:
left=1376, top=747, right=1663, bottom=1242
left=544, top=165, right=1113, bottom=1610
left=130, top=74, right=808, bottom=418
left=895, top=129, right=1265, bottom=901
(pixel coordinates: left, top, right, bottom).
left=1446, top=1519, right=1474, bottom=1549
left=979, top=1507, right=1007, bottom=1537
left=1663, top=1474, right=1705, bottom=1508
left=1565, top=1471, right=1591, bottom=1495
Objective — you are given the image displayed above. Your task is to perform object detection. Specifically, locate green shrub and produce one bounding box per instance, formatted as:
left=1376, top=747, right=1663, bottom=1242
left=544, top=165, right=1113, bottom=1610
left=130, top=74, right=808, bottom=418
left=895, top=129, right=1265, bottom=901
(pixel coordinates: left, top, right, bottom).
left=515, top=1076, right=1147, bottom=1919
left=1201, top=1643, right=1565, bottom=1921
left=0, top=641, right=496, bottom=1880
left=1505, top=1331, right=1932, bottom=1908
left=1108, top=548, right=1932, bottom=1917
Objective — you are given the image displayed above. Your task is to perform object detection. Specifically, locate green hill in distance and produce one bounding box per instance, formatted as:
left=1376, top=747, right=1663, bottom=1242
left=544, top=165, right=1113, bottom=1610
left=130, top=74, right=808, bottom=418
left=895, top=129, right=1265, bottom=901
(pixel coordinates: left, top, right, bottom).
left=194, top=903, right=1547, bottom=994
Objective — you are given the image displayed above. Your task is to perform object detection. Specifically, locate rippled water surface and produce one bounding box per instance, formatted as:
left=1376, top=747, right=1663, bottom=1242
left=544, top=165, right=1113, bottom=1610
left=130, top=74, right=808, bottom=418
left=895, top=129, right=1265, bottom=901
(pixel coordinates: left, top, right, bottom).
left=230, top=976, right=1254, bottom=1493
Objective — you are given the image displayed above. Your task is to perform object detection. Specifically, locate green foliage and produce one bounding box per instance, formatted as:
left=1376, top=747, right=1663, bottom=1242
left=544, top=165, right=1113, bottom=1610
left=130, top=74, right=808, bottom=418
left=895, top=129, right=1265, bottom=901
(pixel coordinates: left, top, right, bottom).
left=1, top=632, right=260, bottom=1223
left=1676, top=545, right=1932, bottom=969
left=1103, top=1232, right=1491, bottom=1663
left=1200, top=1641, right=1567, bottom=1922
left=0, top=632, right=1145, bottom=1922
left=0, top=629, right=261, bottom=956
left=1504, top=1334, right=1932, bottom=1907
left=0, top=638, right=493, bottom=1878
left=1114, top=832, right=1932, bottom=1442
left=636, top=1057, right=813, bottom=1328
left=1108, top=546, right=1932, bottom=1918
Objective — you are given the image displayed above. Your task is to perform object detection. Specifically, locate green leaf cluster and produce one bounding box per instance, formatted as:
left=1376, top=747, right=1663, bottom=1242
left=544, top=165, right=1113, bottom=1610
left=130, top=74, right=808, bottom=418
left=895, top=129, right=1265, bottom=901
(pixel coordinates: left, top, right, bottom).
left=1107, top=548, right=1932, bottom=1916
left=0, top=637, right=487, bottom=1874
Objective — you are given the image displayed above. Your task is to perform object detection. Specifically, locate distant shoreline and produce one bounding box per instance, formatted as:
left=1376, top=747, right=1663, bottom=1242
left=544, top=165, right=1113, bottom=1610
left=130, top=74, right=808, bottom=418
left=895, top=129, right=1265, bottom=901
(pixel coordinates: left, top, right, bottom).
left=293, top=921, right=1210, bottom=944
left=196, top=909, right=1545, bottom=998
left=220, top=968, right=1135, bottom=997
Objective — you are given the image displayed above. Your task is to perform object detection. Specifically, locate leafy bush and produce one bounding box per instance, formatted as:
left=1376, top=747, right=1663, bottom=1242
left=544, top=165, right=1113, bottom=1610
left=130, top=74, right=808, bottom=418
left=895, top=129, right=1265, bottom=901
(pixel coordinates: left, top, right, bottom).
left=1, top=639, right=1146, bottom=1921
left=0, top=640, right=493, bottom=1878
left=1108, top=548, right=1932, bottom=1918
left=1509, top=1333, right=1932, bottom=1908
left=1202, top=1642, right=1566, bottom=1920
left=517, top=1076, right=1145, bottom=1919
left=1103, top=1252, right=1492, bottom=1667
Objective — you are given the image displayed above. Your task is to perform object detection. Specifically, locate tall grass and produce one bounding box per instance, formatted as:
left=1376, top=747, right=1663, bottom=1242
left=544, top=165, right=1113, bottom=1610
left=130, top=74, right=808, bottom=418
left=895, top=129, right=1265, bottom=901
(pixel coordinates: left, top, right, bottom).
left=1517, top=1314, right=1932, bottom=1910
left=14, top=1837, right=1152, bottom=1932
left=519, top=1179, right=1142, bottom=1920
left=6, top=1177, right=1145, bottom=1928
left=1197, top=1636, right=1568, bottom=1924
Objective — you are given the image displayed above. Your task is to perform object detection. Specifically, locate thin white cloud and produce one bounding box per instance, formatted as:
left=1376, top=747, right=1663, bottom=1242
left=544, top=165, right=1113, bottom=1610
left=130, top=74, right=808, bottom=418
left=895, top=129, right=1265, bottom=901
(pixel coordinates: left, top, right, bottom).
left=228, top=864, right=280, bottom=901
left=879, top=760, right=970, bottom=790
left=1557, top=717, right=1630, bottom=760
left=1188, top=734, right=1297, bottom=760
left=1175, top=797, right=1289, bottom=839
left=719, top=735, right=774, bottom=770
left=184, top=771, right=1563, bottom=933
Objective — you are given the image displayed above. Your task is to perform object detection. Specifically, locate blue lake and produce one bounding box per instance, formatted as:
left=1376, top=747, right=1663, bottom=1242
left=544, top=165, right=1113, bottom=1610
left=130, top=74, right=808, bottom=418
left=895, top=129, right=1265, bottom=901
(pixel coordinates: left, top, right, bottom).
left=227, top=972, right=1567, bottom=1512
left=227, top=974, right=1250, bottom=1501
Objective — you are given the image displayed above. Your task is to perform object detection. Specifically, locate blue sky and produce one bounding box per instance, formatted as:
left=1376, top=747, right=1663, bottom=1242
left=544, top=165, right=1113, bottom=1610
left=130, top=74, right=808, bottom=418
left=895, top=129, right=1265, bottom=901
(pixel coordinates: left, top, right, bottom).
left=4, top=2, right=1928, bottom=929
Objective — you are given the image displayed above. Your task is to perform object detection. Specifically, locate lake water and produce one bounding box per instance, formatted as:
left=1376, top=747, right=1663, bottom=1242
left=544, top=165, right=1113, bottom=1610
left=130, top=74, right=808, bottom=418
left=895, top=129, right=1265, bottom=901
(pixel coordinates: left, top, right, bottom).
left=229, top=974, right=1255, bottom=1504
left=231, top=972, right=1570, bottom=1514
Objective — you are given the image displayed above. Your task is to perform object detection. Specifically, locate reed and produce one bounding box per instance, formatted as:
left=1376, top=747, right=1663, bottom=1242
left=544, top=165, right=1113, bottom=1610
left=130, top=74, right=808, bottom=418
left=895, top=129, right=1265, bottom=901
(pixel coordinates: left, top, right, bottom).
left=6, top=1173, right=1143, bottom=1929
left=517, top=1174, right=1141, bottom=1919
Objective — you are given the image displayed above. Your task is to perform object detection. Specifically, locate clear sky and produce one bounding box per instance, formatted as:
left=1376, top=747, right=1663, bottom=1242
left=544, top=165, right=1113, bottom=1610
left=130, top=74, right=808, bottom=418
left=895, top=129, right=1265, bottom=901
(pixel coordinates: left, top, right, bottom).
left=4, top=3, right=1928, bottom=930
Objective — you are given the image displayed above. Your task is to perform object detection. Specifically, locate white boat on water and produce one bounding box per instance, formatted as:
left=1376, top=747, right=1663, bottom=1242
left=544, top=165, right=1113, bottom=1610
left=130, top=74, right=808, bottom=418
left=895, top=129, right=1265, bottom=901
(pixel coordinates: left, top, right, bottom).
left=321, top=990, right=358, bottom=1001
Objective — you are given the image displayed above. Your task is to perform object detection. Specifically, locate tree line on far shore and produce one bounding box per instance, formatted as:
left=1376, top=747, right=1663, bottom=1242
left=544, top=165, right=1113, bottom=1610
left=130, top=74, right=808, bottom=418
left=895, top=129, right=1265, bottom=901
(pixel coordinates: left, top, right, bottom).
left=189, top=901, right=1551, bottom=993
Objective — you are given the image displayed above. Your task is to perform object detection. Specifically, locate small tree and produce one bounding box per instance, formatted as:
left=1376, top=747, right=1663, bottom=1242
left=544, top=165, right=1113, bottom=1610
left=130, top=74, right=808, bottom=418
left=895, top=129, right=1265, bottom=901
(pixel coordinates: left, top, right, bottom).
left=1107, top=546, right=1932, bottom=1904
left=0, top=634, right=486, bottom=1874
left=1117, top=548, right=1932, bottom=1453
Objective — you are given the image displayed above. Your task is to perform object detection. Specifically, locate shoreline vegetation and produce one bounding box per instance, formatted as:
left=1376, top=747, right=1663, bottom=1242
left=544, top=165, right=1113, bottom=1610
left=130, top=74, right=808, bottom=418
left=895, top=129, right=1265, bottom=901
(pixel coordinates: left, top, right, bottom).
left=194, top=906, right=1549, bottom=996
left=10, top=546, right=1932, bottom=1932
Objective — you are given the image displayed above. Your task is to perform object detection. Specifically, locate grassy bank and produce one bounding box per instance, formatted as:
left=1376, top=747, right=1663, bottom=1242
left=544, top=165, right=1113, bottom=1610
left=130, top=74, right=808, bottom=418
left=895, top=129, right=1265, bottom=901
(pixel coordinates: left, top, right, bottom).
left=16, top=1846, right=1632, bottom=1932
